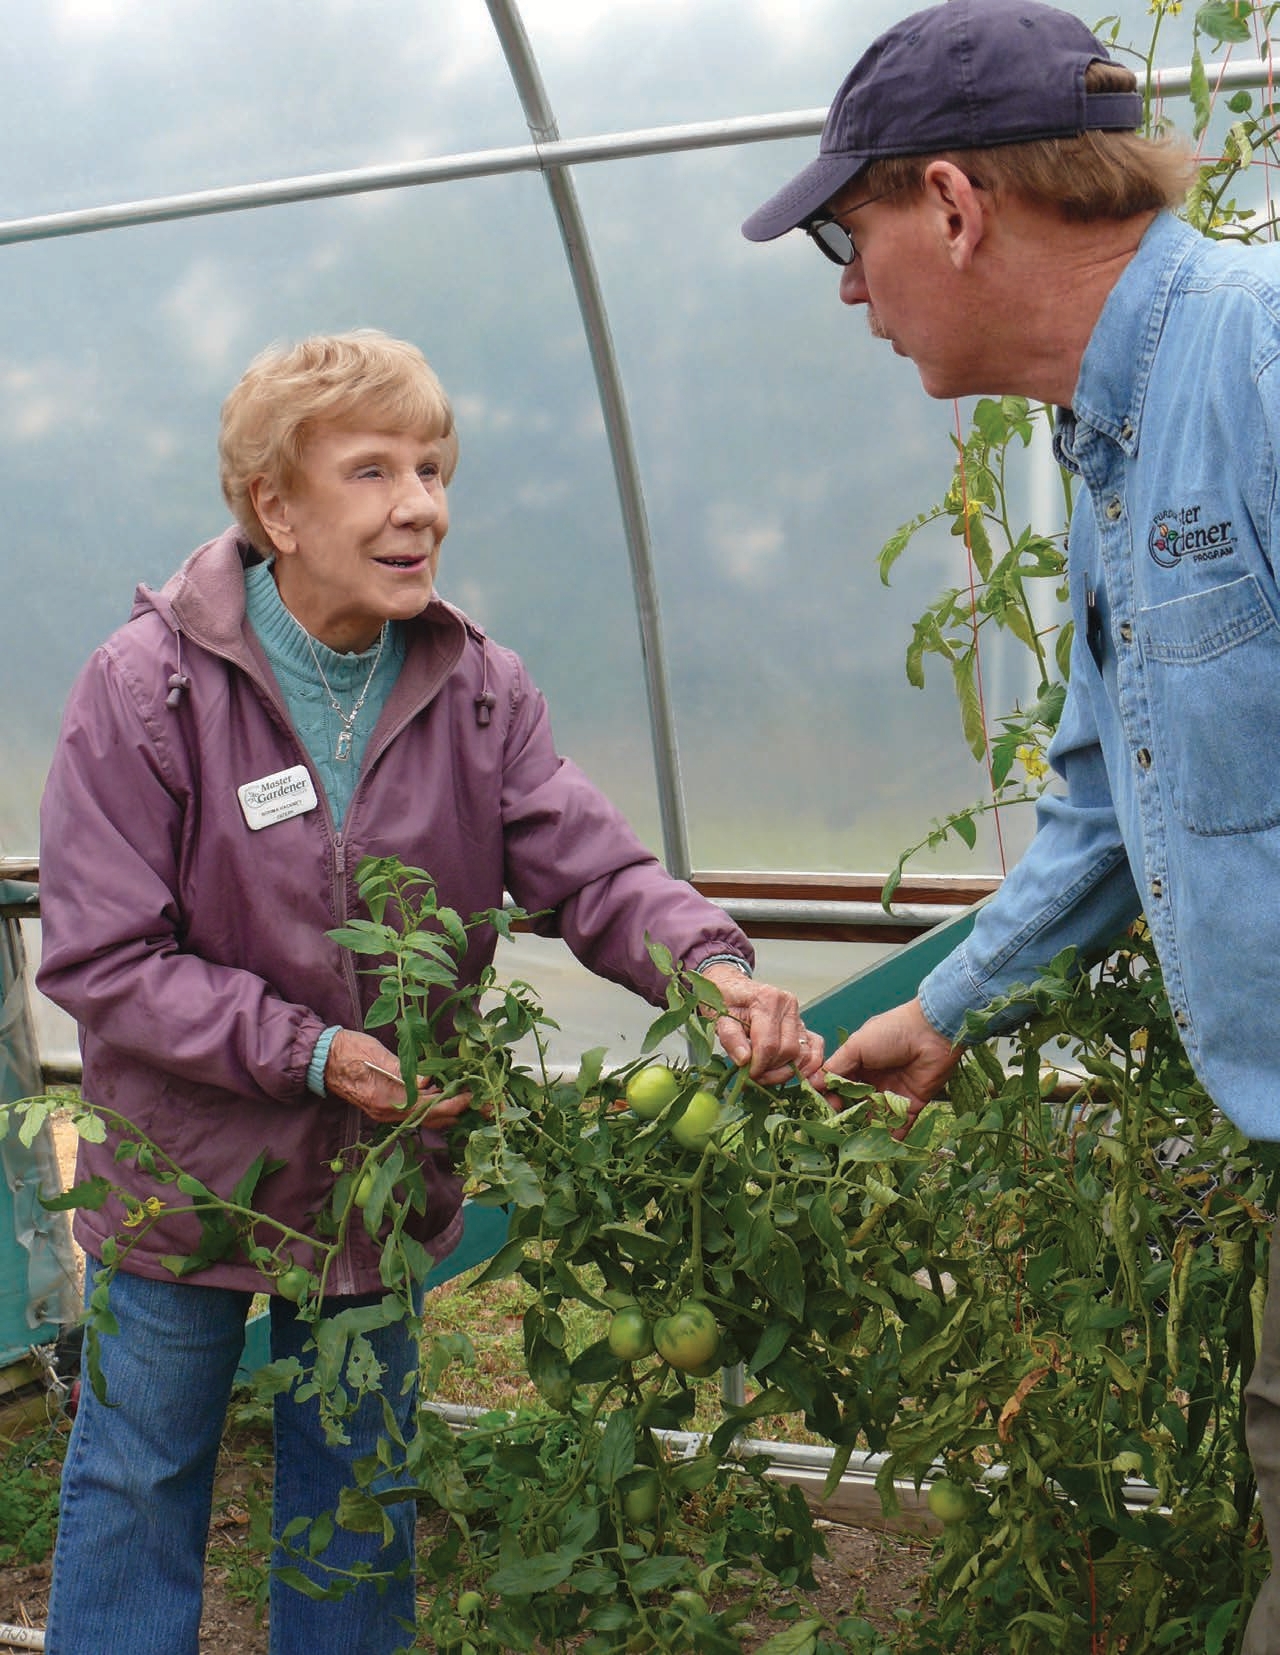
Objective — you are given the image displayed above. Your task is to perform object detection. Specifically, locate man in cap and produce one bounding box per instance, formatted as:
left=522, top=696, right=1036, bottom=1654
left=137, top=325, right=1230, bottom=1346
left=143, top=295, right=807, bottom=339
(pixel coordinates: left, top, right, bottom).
left=744, top=0, right=1280, bottom=1644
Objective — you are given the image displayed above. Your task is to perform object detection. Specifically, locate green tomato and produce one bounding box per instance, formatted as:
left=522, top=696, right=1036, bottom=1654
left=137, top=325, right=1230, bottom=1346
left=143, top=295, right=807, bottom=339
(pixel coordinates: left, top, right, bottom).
left=607, top=1305, right=655, bottom=1361
left=456, top=1591, right=484, bottom=1620
left=353, top=1170, right=376, bottom=1210
left=654, top=1301, right=721, bottom=1373
left=276, top=1264, right=310, bottom=1303
left=926, top=1478, right=973, bottom=1524
left=620, top=1468, right=661, bottom=1525
left=670, top=1090, right=723, bottom=1151
left=625, top=1064, right=681, bottom=1119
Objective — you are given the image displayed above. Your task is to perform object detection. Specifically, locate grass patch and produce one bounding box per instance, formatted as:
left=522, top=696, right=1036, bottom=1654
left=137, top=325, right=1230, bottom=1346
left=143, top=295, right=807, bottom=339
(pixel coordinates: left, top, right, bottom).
left=0, top=1417, right=66, bottom=1566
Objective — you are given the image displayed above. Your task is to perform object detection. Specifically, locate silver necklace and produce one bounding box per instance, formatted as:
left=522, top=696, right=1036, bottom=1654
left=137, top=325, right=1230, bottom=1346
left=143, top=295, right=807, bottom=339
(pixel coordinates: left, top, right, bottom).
left=298, top=622, right=387, bottom=761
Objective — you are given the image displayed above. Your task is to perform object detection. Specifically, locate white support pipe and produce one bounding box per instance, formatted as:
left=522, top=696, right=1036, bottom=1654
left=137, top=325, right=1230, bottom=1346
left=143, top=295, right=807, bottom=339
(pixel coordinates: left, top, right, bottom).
left=1, top=59, right=1269, bottom=251
left=1152, top=57, right=1274, bottom=97
left=0, top=1625, right=44, bottom=1650
left=0, top=113, right=824, bottom=247
left=718, top=897, right=972, bottom=930
left=423, top=1398, right=1159, bottom=1509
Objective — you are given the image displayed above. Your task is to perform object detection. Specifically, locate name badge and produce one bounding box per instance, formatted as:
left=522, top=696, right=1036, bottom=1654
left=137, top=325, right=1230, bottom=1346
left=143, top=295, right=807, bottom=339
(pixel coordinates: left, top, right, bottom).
left=237, top=765, right=319, bottom=831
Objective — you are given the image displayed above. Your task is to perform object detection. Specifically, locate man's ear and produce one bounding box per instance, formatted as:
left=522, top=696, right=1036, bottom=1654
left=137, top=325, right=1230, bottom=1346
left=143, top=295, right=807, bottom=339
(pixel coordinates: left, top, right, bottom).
left=250, top=476, right=295, bottom=556
left=921, top=160, right=987, bottom=270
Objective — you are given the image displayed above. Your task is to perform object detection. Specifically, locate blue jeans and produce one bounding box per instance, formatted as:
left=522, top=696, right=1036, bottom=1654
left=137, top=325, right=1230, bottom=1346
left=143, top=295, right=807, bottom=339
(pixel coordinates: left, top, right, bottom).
left=45, top=1264, right=421, bottom=1655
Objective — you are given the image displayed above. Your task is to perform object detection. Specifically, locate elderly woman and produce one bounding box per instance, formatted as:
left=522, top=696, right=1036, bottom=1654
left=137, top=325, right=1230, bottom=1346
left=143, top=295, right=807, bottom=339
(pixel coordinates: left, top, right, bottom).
left=35, top=330, right=821, bottom=1655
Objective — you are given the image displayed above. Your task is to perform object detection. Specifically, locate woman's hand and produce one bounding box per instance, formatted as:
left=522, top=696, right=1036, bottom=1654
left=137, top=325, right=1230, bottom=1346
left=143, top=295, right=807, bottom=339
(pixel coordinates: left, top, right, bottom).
left=323, top=1028, right=474, bottom=1128
left=697, top=964, right=825, bottom=1085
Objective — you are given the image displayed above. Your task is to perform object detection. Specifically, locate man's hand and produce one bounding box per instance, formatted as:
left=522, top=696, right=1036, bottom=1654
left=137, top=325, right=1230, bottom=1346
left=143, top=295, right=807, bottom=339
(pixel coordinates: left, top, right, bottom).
left=324, top=1028, right=474, bottom=1129
left=818, top=998, right=961, bottom=1129
left=698, top=964, right=826, bottom=1085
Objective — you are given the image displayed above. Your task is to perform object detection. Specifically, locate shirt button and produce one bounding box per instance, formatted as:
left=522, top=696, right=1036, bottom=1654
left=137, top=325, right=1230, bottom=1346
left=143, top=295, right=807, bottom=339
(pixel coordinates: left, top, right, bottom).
left=1118, top=621, right=1134, bottom=644
left=1174, top=1009, right=1189, bottom=1029
left=1105, top=497, right=1123, bottom=521
left=1136, top=747, right=1152, bottom=770
left=1120, top=419, right=1136, bottom=442
left=1150, top=877, right=1163, bottom=899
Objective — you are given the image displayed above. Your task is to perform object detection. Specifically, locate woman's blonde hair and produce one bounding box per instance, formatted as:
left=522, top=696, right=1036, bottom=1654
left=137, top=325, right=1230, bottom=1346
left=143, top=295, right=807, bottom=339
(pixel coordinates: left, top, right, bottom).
left=219, top=330, right=459, bottom=552
left=860, top=62, right=1195, bottom=221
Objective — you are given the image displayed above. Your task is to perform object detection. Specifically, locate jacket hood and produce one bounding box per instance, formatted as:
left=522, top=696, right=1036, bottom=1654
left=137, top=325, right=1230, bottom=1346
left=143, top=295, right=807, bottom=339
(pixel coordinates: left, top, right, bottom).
left=129, top=525, right=258, bottom=644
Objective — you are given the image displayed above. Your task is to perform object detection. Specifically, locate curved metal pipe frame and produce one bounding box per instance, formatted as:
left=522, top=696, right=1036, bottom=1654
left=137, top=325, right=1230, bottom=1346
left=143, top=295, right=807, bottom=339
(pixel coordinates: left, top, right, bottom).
left=483, top=0, right=691, bottom=878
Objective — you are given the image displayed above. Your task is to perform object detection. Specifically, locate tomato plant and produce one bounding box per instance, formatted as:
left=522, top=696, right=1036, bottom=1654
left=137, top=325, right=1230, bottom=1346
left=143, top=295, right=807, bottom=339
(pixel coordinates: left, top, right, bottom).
left=619, top=1467, right=661, bottom=1525
left=625, top=1063, right=681, bottom=1120
left=607, top=1304, right=655, bottom=1361
left=925, top=1479, right=972, bottom=1525
left=13, top=851, right=1279, bottom=1652
left=653, top=1301, right=721, bottom=1373
left=669, top=1089, right=723, bottom=1151
left=274, top=1263, right=310, bottom=1303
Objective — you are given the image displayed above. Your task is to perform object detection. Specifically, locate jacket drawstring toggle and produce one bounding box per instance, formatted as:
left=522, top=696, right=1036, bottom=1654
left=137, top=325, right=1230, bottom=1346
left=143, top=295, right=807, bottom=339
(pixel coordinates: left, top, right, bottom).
left=474, top=637, right=495, bottom=726
left=166, top=636, right=191, bottom=708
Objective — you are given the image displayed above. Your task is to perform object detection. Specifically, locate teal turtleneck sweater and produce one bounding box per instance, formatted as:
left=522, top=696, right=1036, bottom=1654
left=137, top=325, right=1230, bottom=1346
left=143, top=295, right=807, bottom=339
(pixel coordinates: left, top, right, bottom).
left=243, top=559, right=406, bottom=1094
left=243, top=559, right=405, bottom=828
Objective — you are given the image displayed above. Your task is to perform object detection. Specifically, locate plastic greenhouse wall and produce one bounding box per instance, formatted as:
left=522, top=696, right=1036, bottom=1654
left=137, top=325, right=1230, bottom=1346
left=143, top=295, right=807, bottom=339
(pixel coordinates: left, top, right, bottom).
left=0, top=884, right=77, bottom=1365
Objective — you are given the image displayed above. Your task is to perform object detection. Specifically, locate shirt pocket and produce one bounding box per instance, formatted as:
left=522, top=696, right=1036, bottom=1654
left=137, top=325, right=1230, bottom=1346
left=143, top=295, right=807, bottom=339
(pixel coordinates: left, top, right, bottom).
left=1139, top=574, right=1280, bottom=835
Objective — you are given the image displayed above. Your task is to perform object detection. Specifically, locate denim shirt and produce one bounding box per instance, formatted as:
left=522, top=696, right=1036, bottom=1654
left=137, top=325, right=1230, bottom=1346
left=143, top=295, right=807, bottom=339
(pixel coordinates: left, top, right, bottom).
left=920, top=211, right=1280, bottom=1140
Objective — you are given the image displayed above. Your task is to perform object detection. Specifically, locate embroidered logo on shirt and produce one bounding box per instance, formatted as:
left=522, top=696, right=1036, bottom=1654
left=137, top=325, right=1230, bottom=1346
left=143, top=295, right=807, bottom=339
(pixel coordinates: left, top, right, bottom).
left=1147, top=505, right=1237, bottom=569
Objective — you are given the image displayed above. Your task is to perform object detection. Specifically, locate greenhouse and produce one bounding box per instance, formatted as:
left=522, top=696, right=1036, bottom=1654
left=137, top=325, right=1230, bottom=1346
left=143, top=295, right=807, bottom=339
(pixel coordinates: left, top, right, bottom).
left=2, top=0, right=1279, bottom=1650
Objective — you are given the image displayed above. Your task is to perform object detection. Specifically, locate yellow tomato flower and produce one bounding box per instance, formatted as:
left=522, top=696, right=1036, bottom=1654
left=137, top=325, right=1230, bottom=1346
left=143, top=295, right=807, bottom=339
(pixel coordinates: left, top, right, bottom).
left=1016, top=743, right=1049, bottom=780
left=121, top=1195, right=165, bottom=1227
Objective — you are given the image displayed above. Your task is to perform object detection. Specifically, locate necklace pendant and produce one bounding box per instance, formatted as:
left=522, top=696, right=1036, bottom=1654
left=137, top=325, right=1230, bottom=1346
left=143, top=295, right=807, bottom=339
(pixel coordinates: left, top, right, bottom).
left=335, top=727, right=353, bottom=761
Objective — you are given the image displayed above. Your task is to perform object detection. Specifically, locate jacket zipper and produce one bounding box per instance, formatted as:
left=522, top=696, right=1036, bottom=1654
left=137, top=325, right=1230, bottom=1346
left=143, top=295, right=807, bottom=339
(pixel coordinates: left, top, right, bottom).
left=171, top=594, right=460, bottom=1296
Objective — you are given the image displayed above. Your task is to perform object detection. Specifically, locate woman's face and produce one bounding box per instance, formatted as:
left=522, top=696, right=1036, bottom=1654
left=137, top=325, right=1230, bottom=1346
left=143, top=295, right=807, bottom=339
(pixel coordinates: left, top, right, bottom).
left=256, top=422, right=451, bottom=652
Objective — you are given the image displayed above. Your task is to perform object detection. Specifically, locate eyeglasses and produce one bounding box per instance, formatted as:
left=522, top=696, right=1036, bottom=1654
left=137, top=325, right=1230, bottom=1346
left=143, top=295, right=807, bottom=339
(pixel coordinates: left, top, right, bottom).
left=803, top=187, right=901, bottom=267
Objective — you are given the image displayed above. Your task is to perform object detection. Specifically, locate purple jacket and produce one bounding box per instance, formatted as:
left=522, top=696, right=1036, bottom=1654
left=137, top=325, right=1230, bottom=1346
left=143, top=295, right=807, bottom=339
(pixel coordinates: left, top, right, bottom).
left=37, top=528, right=753, bottom=1293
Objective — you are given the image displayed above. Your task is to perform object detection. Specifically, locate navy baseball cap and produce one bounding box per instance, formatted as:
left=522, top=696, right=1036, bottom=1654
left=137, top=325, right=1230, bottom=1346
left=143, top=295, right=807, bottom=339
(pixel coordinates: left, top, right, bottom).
left=742, top=0, right=1143, bottom=242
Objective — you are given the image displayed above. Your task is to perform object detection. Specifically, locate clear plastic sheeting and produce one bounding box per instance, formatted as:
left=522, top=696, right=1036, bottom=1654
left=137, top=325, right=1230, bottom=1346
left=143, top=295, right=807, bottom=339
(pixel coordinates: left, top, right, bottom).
left=0, top=0, right=1202, bottom=874
left=0, top=887, right=78, bottom=1365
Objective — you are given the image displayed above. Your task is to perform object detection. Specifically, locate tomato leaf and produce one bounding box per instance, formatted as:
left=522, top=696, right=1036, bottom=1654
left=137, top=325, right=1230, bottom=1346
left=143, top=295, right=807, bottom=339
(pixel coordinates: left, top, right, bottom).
left=40, top=1174, right=111, bottom=1212
left=750, top=1318, right=795, bottom=1373
left=597, top=1408, right=636, bottom=1488
left=487, top=1553, right=577, bottom=1596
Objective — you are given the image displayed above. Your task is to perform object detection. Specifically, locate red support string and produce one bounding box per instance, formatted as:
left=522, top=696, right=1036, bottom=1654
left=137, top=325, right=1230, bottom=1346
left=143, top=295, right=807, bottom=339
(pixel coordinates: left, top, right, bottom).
left=1086, top=1528, right=1101, bottom=1654
left=1252, top=9, right=1279, bottom=230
